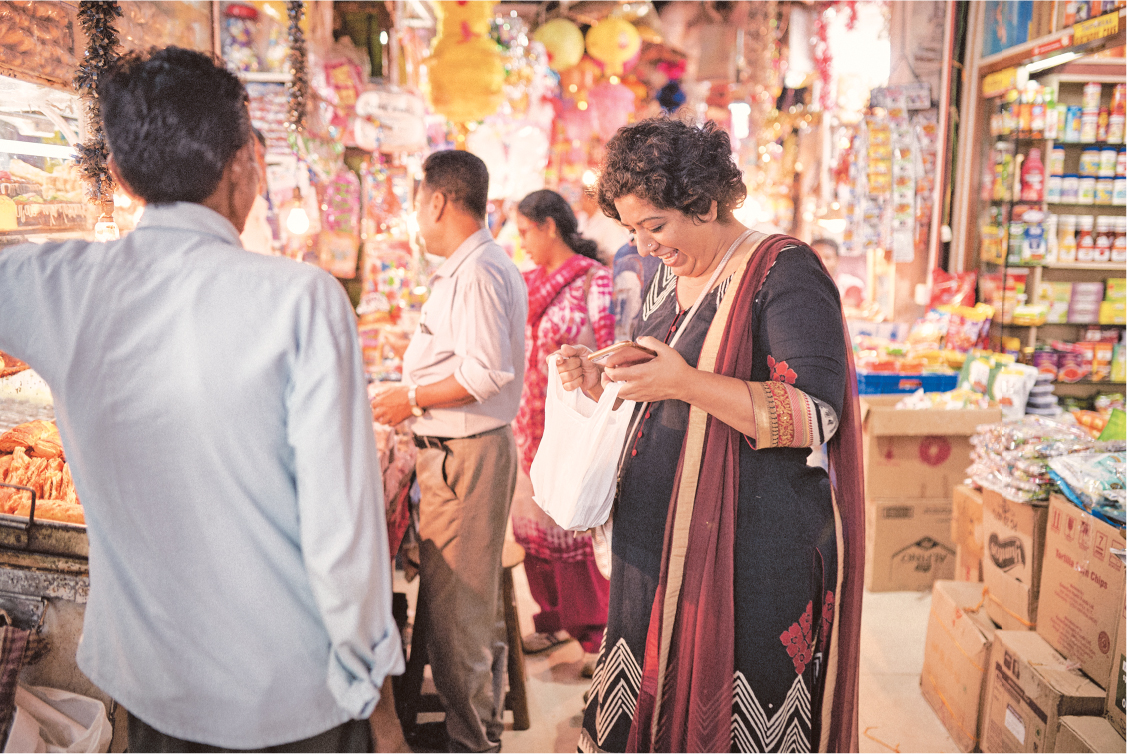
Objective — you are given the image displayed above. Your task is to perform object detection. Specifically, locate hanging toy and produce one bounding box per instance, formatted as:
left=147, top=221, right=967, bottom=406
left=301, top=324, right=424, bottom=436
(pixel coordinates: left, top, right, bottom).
left=532, top=18, right=584, bottom=72
left=428, top=1, right=505, bottom=124
left=584, top=17, right=641, bottom=77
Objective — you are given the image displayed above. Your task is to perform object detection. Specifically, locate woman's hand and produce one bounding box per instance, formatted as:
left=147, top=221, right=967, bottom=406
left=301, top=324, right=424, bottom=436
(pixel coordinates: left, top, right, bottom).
left=603, top=336, right=694, bottom=403
left=553, top=343, right=605, bottom=400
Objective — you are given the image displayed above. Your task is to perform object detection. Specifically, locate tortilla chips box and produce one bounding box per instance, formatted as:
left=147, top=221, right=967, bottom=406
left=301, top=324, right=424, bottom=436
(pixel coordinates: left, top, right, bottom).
left=982, top=489, right=1049, bottom=631
left=1052, top=716, right=1125, bottom=753
left=920, top=580, right=998, bottom=752
left=952, top=484, right=985, bottom=582
left=981, top=631, right=1105, bottom=753
left=1036, top=494, right=1126, bottom=689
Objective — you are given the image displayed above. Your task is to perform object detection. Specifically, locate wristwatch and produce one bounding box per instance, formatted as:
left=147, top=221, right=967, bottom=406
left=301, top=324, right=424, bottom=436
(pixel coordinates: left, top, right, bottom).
left=408, top=385, right=424, bottom=418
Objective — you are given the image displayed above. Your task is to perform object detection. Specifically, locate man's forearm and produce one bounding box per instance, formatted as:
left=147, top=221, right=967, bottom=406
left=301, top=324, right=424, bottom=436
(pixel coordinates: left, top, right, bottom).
left=416, top=374, right=477, bottom=409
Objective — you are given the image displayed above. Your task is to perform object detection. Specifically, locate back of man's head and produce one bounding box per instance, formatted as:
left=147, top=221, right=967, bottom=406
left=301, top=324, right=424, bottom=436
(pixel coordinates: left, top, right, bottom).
left=99, top=47, right=250, bottom=205
left=421, top=150, right=489, bottom=220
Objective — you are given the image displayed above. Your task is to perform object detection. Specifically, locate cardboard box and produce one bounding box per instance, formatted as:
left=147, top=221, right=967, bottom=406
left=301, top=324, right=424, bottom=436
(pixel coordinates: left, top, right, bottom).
left=1053, top=716, right=1126, bottom=753
left=953, top=484, right=985, bottom=582
left=865, top=498, right=955, bottom=592
left=981, top=631, right=1106, bottom=753
left=921, top=580, right=998, bottom=752
left=982, top=490, right=1049, bottom=631
left=1108, top=604, right=1126, bottom=738
left=860, top=396, right=1002, bottom=500
left=1037, top=495, right=1127, bottom=688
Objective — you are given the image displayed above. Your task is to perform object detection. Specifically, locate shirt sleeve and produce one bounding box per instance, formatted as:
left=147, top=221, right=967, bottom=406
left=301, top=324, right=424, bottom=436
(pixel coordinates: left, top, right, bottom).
left=285, top=273, right=405, bottom=719
left=452, top=267, right=519, bottom=403
left=0, top=243, right=51, bottom=367
left=746, top=381, right=840, bottom=449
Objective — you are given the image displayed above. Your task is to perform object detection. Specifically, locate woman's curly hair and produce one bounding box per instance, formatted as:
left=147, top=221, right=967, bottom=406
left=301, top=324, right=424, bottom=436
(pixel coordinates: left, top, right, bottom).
left=596, top=117, right=746, bottom=224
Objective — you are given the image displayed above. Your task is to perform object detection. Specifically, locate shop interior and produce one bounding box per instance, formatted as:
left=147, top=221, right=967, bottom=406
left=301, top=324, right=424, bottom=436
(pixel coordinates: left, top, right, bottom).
left=0, top=1, right=1124, bottom=752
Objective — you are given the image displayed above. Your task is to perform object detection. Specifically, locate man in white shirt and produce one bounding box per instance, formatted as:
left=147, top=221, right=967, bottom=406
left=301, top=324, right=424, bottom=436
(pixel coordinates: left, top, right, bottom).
left=0, top=48, right=405, bottom=752
left=371, top=150, right=527, bottom=753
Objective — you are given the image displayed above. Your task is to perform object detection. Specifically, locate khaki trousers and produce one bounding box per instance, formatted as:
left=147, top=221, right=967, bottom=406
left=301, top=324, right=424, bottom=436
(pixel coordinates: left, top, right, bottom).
left=414, top=425, right=517, bottom=753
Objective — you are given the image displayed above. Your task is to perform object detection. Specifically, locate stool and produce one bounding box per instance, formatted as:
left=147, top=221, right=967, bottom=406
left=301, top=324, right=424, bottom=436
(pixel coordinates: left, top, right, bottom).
left=396, top=540, right=531, bottom=732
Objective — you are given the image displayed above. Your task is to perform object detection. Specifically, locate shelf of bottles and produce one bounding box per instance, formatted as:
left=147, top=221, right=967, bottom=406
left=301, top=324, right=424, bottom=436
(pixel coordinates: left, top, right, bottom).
left=978, top=75, right=1125, bottom=391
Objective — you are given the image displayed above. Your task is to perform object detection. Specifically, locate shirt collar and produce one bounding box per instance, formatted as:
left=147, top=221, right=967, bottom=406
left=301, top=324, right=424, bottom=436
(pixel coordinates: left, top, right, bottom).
left=432, top=228, right=494, bottom=279
left=135, top=202, right=243, bottom=247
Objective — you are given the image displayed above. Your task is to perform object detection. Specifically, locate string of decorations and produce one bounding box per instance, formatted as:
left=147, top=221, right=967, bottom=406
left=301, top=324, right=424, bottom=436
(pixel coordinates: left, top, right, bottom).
left=73, top=0, right=122, bottom=213
left=285, top=0, right=308, bottom=135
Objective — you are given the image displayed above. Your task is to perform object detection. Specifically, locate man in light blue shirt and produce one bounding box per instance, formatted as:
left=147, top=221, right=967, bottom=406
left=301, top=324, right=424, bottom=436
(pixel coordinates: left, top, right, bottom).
left=0, top=48, right=404, bottom=751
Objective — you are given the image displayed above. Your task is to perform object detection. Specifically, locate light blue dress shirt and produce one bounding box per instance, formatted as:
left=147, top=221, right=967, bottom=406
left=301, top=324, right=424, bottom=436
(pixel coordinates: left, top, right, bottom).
left=402, top=229, right=527, bottom=438
left=0, top=203, right=404, bottom=748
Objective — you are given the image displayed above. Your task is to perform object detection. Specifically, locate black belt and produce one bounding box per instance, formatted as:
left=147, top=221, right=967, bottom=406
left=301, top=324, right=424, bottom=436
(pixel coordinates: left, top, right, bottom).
left=413, top=427, right=503, bottom=451
left=413, top=435, right=450, bottom=450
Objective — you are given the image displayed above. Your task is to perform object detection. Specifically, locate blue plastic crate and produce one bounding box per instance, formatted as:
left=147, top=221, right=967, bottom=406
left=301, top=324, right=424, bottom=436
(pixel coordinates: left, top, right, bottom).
left=857, top=371, right=958, bottom=395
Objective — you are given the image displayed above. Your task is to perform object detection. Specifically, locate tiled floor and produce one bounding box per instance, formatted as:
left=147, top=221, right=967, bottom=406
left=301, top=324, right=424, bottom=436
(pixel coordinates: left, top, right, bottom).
left=394, top=567, right=960, bottom=753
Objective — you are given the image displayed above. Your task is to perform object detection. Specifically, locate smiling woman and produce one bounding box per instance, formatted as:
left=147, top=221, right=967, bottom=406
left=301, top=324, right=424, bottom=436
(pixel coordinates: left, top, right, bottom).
left=554, top=117, right=866, bottom=754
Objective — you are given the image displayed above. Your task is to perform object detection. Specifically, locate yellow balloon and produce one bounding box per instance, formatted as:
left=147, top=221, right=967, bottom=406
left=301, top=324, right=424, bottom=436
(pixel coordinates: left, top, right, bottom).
left=585, top=17, right=641, bottom=77
left=532, top=18, right=585, bottom=72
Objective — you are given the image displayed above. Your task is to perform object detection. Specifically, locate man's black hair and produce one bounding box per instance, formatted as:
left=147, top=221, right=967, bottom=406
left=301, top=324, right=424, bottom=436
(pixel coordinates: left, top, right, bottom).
left=98, top=47, right=251, bottom=204
left=811, top=237, right=840, bottom=257
left=421, top=150, right=490, bottom=219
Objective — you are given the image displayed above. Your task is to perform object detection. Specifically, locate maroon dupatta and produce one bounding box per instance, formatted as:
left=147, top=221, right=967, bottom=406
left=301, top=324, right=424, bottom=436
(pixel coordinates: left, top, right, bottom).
left=626, top=234, right=864, bottom=753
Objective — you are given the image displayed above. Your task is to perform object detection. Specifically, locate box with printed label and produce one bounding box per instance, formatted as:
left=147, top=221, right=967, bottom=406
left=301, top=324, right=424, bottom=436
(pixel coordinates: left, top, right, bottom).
left=1052, top=715, right=1125, bottom=753
left=982, top=490, right=1049, bottom=631
left=952, top=484, right=984, bottom=582
left=860, top=396, right=1001, bottom=500
left=865, top=498, right=955, bottom=592
left=981, top=631, right=1106, bottom=753
left=1036, top=494, right=1127, bottom=688
left=1108, top=604, right=1126, bottom=738
left=921, top=580, right=998, bottom=752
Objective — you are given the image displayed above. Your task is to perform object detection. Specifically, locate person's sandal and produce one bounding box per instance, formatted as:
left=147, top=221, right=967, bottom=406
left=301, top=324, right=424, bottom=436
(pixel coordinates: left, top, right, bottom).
left=521, top=630, right=571, bottom=654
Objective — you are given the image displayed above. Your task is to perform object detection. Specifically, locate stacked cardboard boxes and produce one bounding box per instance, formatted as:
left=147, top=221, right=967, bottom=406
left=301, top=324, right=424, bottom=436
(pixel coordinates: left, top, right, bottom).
left=981, top=489, right=1049, bottom=631
left=926, top=489, right=1127, bottom=752
left=952, top=484, right=985, bottom=582
left=860, top=396, right=1000, bottom=592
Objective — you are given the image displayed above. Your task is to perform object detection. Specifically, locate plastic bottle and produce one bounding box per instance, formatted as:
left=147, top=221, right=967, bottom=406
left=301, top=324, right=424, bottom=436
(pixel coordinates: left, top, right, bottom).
left=1022, top=210, right=1046, bottom=264
left=1113, top=216, right=1126, bottom=264
left=1048, top=145, right=1066, bottom=176
left=1078, top=175, right=1096, bottom=205
left=1095, top=177, right=1114, bottom=205
left=1046, top=174, right=1063, bottom=202
left=1094, top=216, right=1113, bottom=262
left=1080, top=148, right=1101, bottom=176
left=1097, top=107, right=1110, bottom=143
left=1061, top=174, right=1080, bottom=203
left=1044, top=213, right=1059, bottom=263
left=1058, top=215, right=1078, bottom=262
left=1076, top=215, right=1096, bottom=263
left=1020, top=148, right=1045, bottom=202
left=1108, top=84, right=1126, bottom=143
left=1031, top=87, right=1046, bottom=138
left=1099, top=148, right=1118, bottom=176
left=1018, top=87, right=1033, bottom=138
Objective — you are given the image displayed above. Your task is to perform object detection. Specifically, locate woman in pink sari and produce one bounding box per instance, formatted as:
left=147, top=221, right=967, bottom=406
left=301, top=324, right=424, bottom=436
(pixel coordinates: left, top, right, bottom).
left=511, top=189, right=615, bottom=675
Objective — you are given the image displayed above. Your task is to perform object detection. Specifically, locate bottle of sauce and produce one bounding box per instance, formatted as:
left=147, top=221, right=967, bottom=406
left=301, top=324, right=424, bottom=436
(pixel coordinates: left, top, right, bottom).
left=1094, top=216, right=1113, bottom=263
left=1112, top=216, right=1126, bottom=264
left=1020, top=148, right=1045, bottom=202
left=1076, top=215, right=1095, bottom=263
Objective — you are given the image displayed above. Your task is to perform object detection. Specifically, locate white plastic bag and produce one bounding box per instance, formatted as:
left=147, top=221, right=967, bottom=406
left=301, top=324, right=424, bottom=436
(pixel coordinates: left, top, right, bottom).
left=4, top=685, right=112, bottom=753
left=529, top=356, right=636, bottom=531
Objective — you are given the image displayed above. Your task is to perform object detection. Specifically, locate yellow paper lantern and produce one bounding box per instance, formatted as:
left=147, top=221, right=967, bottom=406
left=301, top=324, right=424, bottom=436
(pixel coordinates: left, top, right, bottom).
left=428, top=1, right=504, bottom=124
left=532, top=18, right=585, bottom=72
left=585, top=17, right=641, bottom=77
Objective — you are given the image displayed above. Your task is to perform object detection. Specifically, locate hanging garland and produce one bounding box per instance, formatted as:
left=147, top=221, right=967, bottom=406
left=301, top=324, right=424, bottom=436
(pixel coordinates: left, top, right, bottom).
left=73, top=1, right=122, bottom=213
left=285, top=0, right=308, bottom=135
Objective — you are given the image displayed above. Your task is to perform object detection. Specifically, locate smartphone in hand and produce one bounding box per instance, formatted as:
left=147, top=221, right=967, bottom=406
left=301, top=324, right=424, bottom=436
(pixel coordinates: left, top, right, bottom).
left=589, top=341, right=658, bottom=368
